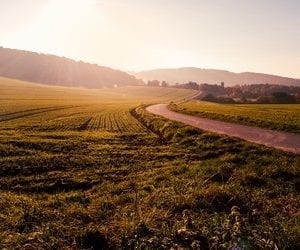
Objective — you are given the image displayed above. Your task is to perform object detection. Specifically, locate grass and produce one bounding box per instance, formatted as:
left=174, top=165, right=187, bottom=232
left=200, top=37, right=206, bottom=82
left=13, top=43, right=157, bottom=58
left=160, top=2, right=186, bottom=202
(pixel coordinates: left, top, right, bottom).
left=0, top=78, right=299, bottom=249
left=171, top=100, right=300, bottom=133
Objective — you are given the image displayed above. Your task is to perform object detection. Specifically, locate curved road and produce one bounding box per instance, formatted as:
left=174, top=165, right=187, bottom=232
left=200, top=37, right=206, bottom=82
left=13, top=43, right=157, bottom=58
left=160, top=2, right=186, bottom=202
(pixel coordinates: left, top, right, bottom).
left=146, top=104, right=300, bottom=154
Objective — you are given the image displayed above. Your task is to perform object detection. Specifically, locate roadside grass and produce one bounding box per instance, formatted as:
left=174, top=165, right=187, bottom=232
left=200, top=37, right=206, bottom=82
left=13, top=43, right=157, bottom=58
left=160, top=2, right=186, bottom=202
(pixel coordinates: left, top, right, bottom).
left=171, top=100, right=300, bottom=133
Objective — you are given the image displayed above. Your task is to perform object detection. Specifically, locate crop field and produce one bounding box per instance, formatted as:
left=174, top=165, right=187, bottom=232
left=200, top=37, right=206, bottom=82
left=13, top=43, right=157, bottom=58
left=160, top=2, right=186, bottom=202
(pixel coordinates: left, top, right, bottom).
left=0, top=78, right=299, bottom=249
left=0, top=104, right=147, bottom=133
left=0, top=77, right=195, bottom=132
left=171, top=100, right=300, bottom=133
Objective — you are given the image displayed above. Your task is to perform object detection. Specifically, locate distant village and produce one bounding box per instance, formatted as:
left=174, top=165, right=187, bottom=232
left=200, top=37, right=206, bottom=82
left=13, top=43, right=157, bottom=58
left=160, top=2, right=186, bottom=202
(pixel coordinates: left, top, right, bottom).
left=146, top=80, right=300, bottom=104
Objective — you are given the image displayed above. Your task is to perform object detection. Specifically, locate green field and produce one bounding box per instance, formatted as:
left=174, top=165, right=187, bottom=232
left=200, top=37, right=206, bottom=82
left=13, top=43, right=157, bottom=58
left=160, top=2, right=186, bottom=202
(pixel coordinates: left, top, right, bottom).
left=171, top=100, right=300, bottom=133
left=0, top=78, right=299, bottom=249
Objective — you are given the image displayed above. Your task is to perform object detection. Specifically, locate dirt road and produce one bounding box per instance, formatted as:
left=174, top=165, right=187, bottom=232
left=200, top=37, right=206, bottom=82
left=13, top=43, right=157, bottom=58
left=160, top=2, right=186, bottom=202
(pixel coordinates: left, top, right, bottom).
left=146, top=104, right=300, bottom=154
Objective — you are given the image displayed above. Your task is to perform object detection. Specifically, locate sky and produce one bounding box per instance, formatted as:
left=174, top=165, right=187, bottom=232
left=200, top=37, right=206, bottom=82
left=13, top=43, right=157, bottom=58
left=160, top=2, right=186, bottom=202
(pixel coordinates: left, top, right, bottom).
left=0, top=0, right=299, bottom=78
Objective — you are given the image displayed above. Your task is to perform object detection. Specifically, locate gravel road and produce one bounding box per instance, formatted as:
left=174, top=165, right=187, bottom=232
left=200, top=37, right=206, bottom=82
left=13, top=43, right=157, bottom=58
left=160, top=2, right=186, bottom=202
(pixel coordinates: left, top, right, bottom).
left=146, top=104, right=300, bottom=154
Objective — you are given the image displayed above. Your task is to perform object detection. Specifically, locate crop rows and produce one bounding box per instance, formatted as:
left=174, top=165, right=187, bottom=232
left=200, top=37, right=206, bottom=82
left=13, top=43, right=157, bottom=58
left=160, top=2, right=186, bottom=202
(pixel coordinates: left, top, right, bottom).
left=86, top=111, right=145, bottom=132
left=0, top=105, right=146, bottom=133
left=0, top=105, right=71, bottom=122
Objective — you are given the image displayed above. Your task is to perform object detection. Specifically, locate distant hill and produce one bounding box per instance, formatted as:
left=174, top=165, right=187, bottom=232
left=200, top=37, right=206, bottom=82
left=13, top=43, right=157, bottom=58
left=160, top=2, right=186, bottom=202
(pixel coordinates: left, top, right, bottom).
left=135, top=67, right=300, bottom=86
left=0, top=47, right=142, bottom=88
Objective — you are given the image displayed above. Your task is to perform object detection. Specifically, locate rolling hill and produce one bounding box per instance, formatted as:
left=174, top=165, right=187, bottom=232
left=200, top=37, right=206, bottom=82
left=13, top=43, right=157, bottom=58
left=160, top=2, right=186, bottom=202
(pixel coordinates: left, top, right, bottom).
left=0, top=47, right=142, bottom=88
left=135, top=67, right=300, bottom=86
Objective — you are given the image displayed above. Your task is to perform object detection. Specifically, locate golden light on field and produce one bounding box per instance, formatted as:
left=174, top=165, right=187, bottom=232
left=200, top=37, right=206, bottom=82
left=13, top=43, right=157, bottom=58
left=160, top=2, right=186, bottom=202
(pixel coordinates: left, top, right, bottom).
left=0, top=2, right=300, bottom=248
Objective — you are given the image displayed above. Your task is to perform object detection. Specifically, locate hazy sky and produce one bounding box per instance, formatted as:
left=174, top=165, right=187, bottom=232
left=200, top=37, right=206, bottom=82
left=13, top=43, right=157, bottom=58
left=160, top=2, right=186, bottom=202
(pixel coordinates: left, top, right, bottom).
left=1, top=0, right=299, bottom=78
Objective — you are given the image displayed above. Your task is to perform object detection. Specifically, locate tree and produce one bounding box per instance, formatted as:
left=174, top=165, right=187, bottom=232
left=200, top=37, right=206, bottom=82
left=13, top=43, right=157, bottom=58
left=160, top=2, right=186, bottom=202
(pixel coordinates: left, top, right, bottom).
left=147, top=80, right=160, bottom=87
left=186, top=81, right=199, bottom=90
left=272, top=92, right=296, bottom=103
left=201, top=94, right=217, bottom=102
left=161, top=81, right=168, bottom=87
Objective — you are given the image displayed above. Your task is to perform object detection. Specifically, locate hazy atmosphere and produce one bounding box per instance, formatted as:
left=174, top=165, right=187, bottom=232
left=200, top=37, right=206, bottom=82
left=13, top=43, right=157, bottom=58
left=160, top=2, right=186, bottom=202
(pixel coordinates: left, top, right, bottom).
left=1, top=0, right=299, bottom=77
left=0, top=1, right=299, bottom=249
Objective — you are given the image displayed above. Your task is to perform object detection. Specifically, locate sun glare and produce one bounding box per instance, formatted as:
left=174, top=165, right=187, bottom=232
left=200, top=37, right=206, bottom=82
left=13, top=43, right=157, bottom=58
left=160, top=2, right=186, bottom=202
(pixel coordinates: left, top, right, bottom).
left=3, top=0, right=105, bottom=58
